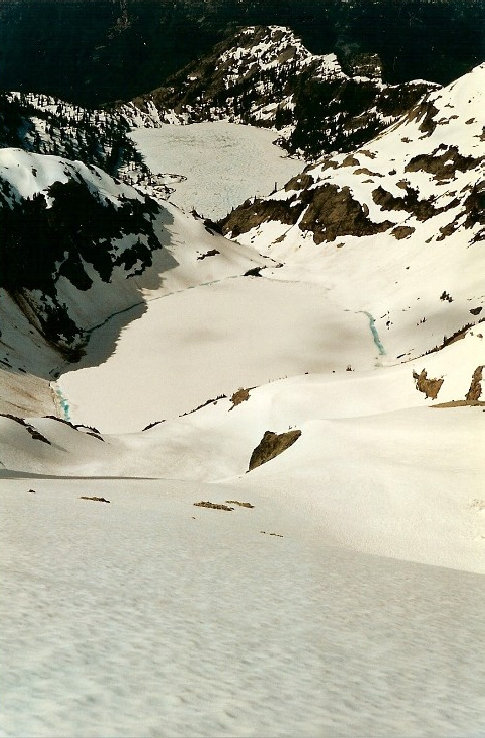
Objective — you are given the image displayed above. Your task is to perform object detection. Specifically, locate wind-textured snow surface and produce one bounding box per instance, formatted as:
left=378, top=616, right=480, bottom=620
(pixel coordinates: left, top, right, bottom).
left=130, top=122, right=304, bottom=219
left=1, top=476, right=485, bottom=738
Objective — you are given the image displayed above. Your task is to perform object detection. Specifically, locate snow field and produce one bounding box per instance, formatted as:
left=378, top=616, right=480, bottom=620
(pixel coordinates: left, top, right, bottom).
left=60, top=277, right=381, bottom=432
left=1, top=477, right=484, bottom=738
left=1, top=335, right=484, bottom=573
left=129, top=122, right=304, bottom=219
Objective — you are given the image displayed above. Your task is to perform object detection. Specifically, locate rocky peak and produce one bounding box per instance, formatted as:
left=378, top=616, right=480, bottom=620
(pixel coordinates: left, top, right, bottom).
left=220, top=63, right=484, bottom=249
left=124, top=25, right=436, bottom=160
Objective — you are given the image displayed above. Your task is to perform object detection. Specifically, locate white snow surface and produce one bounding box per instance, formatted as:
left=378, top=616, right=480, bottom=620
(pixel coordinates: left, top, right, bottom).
left=0, top=147, right=267, bottom=387
left=1, top=474, right=484, bottom=738
left=0, top=148, right=138, bottom=207
left=1, top=65, right=485, bottom=738
left=129, top=122, right=304, bottom=219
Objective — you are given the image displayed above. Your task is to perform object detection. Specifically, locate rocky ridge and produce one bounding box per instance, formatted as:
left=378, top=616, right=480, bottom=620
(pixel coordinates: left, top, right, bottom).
left=0, top=0, right=482, bottom=107
left=219, top=63, right=484, bottom=364
left=221, top=64, right=484, bottom=249
left=0, top=148, right=163, bottom=375
left=124, top=25, right=436, bottom=159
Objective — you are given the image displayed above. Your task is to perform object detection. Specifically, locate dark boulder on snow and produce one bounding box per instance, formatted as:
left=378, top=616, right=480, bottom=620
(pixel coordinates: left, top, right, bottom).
left=248, top=429, right=302, bottom=471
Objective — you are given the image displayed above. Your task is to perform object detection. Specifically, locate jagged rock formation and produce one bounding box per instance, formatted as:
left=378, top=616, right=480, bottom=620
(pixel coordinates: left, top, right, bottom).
left=230, top=387, right=251, bottom=408
left=466, top=366, right=484, bottom=401
left=0, top=0, right=482, bottom=106
left=126, top=25, right=435, bottom=159
left=413, top=370, right=444, bottom=400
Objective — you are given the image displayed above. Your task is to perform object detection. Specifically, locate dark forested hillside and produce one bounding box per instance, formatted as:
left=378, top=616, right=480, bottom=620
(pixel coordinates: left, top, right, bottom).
left=0, top=0, right=483, bottom=106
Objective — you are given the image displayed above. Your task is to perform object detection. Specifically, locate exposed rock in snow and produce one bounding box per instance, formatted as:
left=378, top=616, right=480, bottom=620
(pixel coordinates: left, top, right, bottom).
left=248, top=429, right=302, bottom=471
left=221, top=63, right=484, bottom=248
left=218, top=64, right=484, bottom=366
left=413, top=369, right=444, bottom=400
left=0, top=147, right=265, bottom=413
left=466, top=364, right=484, bottom=401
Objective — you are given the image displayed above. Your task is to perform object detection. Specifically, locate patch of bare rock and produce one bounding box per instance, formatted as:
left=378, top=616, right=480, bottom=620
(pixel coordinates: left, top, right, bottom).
left=229, top=387, right=251, bottom=409
left=248, top=429, right=302, bottom=471
left=466, top=365, right=484, bottom=402
left=413, top=369, right=444, bottom=400
left=194, top=501, right=234, bottom=511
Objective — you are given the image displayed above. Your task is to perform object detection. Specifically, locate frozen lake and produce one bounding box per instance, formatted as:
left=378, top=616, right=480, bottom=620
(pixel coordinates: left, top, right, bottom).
left=130, top=122, right=304, bottom=220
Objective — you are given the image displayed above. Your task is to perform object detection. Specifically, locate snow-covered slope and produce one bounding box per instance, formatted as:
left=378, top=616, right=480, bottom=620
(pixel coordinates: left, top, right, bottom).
left=2, top=63, right=483, bottom=571
left=0, top=148, right=160, bottom=373
left=54, top=65, right=485, bottom=434
left=1, top=60, right=484, bottom=738
left=2, top=323, right=484, bottom=572
left=2, top=472, right=484, bottom=738
left=125, top=25, right=436, bottom=159
left=0, top=91, right=145, bottom=177
left=0, top=147, right=265, bottom=414
left=221, top=63, right=485, bottom=362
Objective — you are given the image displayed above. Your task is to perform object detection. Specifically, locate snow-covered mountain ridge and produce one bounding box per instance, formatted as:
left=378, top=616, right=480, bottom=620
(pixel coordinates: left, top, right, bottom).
left=0, top=148, right=159, bottom=370
left=1, top=46, right=484, bottom=738
left=0, top=146, right=265, bottom=417
left=218, top=63, right=484, bottom=363
left=1, top=64, right=483, bottom=421
left=0, top=91, right=146, bottom=178
left=221, top=63, right=484, bottom=244
left=125, top=25, right=436, bottom=158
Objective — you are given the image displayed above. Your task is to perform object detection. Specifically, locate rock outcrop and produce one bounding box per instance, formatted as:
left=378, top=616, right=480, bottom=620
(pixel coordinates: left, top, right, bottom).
left=248, top=429, right=302, bottom=471
left=466, top=366, right=484, bottom=402
left=413, top=370, right=444, bottom=400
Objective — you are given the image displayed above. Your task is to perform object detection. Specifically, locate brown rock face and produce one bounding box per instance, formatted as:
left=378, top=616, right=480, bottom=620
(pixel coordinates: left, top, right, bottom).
left=405, top=146, right=479, bottom=180
left=230, top=387, right=251, bottom=408
left=342, top=155, right=361, bottom=167
left=372, top=184, right=438, bottom=221
left=221, top=197, right=304, bottom=237
left=413, top=369, right=444, bottom=399
left=298, top=184, right=393, bottom=243
left=284, top=173, right=315, bottom=192
left=391, top=225, right=416, bottom=239
left=248, top=430, right=302, bottom=471
left=466, top=366, right=484, bottom=402
left=406, top=100, right=439, bottom=136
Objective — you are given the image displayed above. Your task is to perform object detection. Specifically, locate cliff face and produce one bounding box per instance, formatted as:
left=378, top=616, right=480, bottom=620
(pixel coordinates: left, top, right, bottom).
left=0, top=0, right=483, bottom=106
